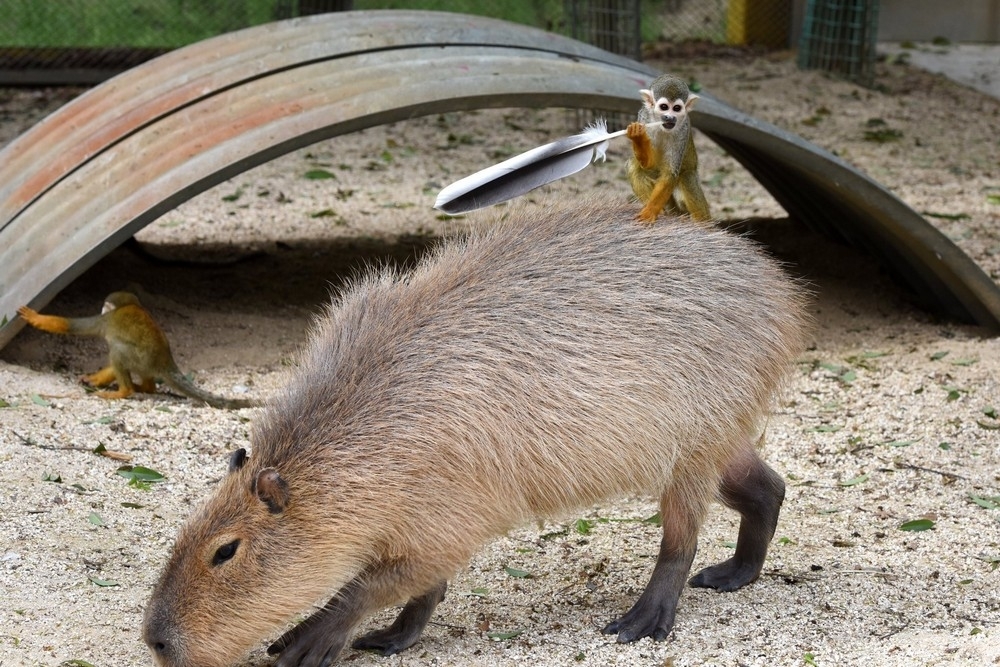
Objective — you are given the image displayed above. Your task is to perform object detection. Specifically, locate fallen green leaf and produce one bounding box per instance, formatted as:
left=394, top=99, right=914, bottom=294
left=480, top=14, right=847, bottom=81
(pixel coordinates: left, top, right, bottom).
left=0, top=398, right=10, bottom=408
left=469, top=587, right=489, bottom=597
left=116, top=465, right=165, bottom=490
left=899, top=519, right=935, bottom=532
left=42, top=472, right=62, bottom=483
left=839, top=473, right=870, bottom=487
left=31, top=394, right=51, bottom=407
left=504, top=567, right=532, bottom=579
left=89, top=576, right=119, bottom=587
left=60, top=660, right=97, bottom=667
left=303, top=169, right=335, bottom=180
left=87, top=512, right=104, bottom=526
left=487, top=630, right=523, bottom=641
left=923, top=211, right=970, bottom=221
left=984, top=406, right=998, bottom=419
left=929, top=350, right=950, bottom=361
left=969, top=495, right=1000, bottom=510
left=574, top=518, right=592, bottom=535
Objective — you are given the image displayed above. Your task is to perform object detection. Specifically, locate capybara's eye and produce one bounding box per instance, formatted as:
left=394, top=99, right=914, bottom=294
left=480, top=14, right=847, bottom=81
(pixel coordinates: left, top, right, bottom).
left=212, top=540, right=240, bottom=566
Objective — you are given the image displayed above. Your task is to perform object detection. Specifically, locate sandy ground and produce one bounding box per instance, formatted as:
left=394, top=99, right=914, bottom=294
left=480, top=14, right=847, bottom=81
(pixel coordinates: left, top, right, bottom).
left=1, top=49, right=999, bottom=667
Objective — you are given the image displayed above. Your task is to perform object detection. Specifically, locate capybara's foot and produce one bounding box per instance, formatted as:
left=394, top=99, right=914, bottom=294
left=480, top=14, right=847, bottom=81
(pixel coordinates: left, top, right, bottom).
left=689, top=557, right=761, bottom=592
left=602, top=599, right=675, bottom=643
left=268, top=618, right=349, bottom=667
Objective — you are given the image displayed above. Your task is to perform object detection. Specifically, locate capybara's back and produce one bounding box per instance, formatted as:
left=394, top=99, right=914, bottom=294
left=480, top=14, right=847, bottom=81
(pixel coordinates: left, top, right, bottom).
left=144, top=200, right=809, bottom=667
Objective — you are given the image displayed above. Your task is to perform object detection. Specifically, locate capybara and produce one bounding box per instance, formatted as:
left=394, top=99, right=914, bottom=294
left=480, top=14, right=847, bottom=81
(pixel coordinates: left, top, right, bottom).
left=144, top=199, right=808, bottom=667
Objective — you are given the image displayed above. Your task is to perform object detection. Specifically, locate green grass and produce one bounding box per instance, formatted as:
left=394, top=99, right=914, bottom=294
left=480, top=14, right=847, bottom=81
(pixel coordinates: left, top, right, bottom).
left=1, top=0, right=568, bottom=49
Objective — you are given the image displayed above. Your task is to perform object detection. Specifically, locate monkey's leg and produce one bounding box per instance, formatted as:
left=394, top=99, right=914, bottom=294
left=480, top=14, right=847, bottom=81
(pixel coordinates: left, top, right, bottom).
left=95, top=366, right=136, bottom=400
left=269, top=564, right=443, bottom=666
left=81, top=366, right=117, bottom=388
left=626, top=122, right=656, bottom=169
left=689, top=449, right=784, bottom=591
left=136, top=377, right=158, bottom=394
left=602, top=483, right=702, bottom=642
left=352, top=581, right=447, bottom=655
left=677, top=170, right=711, bottom=223
left=638, top=177, right=677, bottom=224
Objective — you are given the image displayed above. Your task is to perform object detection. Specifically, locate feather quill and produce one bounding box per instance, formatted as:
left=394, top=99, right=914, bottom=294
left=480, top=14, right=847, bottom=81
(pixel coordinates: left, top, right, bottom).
left=435, top=119, right=636, bottom=214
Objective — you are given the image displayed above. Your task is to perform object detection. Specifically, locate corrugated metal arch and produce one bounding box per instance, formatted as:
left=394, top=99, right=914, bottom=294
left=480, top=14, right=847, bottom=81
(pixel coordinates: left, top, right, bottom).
left=1, top=9, right=997, bottom=348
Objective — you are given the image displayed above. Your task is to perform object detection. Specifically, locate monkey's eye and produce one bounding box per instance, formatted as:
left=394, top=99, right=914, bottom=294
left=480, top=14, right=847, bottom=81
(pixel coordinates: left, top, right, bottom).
left=673, top=104, right=683, bottom=113
left=658, top=102, right=670, bottom=111
left=212, top=539, right=240, bottom=566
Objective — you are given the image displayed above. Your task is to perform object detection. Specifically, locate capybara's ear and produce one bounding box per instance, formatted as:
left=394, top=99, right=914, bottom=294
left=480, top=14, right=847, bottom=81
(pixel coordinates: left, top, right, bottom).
left=228, top=448, right=247, bottom=473
left=254, top=468, right=290, bottom=514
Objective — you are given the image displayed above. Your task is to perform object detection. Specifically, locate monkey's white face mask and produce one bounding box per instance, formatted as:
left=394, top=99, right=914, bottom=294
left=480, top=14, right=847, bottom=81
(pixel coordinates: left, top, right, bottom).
left=640, top=89, right=698, bottom=132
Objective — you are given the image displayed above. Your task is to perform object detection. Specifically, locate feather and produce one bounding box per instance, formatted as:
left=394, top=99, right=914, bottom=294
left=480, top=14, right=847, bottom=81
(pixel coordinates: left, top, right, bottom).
left=435, top=119, right=631, bottom=214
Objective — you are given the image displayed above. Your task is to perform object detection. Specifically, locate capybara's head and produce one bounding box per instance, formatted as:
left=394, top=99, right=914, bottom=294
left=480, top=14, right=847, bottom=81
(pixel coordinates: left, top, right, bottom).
left=142, top=447, right=362, bottom=667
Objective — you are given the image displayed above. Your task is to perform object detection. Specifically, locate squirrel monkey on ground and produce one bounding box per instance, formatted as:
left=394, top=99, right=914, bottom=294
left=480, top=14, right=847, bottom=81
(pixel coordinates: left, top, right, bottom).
left=626, top=74, right=711, bottom=225
left=18, top=291, right=256, bottom=409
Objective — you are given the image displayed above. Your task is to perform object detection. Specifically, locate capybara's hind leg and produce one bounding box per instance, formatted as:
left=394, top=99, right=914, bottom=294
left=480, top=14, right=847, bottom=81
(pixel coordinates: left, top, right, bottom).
left=352, top=581, right=447, bottom=655
left=689, top=449, right=784, bottom=591
left=602, top=487, right=702, bottom=642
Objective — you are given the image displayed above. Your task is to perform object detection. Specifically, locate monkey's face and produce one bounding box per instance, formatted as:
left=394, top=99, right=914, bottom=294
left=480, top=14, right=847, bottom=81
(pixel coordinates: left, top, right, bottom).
left=639, top=87, right=698, bottom=132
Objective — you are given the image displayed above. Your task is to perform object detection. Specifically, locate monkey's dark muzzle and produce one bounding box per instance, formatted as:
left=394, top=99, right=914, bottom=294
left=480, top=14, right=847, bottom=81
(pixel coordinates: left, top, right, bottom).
left=661, top=117, right=677, bottom=130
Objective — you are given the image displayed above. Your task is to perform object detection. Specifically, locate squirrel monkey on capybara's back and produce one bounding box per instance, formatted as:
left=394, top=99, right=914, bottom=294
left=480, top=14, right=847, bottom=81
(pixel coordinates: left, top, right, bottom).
left=626, top=74, right=711, bottom=225
left=18, top=291, right=256, bottom=409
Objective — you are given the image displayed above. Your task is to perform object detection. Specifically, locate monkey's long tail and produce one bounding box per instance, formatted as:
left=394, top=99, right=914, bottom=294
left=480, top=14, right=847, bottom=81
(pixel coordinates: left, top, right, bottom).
left=165, top=369, right=258, bottom=410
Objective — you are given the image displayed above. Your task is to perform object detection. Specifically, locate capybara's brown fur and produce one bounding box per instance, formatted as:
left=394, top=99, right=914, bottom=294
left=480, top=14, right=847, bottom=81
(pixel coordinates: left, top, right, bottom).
left=144, top=200, right=809, bottom=667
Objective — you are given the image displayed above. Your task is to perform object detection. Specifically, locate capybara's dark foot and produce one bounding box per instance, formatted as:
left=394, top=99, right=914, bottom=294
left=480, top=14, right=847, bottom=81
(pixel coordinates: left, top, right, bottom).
left=689, top=557, right=761, bottom=591
left=601, top=599, right=675, bottom=643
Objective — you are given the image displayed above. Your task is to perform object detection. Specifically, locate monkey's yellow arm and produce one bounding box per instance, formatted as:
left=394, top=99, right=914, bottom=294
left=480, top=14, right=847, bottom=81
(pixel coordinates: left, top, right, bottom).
left=434, top=120, right=659, bottom=215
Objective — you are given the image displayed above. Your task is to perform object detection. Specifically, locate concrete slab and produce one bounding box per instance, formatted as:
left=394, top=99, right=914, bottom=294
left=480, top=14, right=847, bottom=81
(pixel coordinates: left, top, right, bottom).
left=879, top=42, right=1000, bottom=99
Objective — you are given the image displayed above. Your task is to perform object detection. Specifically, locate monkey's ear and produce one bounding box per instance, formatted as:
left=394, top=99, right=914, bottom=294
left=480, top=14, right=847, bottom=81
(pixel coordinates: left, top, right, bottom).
left=228, top=447, right=247, bottom=473
left=686, top=94, right=699, bottom=111
left=254, top=468, right=290, bottom=514
left=639, top=88, right=655, bottom=107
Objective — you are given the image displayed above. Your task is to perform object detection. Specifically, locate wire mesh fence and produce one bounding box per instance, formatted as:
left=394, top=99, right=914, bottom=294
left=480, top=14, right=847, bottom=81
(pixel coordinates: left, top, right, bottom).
left=1, top=1, right=797, bottom=85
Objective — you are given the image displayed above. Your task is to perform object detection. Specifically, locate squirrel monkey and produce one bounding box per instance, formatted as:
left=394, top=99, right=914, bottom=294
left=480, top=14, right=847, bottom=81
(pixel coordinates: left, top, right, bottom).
left=18, top=291, right=256, bottom=409
left=626, top=74, right=711, bottom=225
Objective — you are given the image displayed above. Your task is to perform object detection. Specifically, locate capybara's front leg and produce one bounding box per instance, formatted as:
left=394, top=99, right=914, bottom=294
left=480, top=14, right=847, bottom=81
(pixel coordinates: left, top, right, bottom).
left=269, top=578, right=364, bottom=667
left=352, top=581, right=447, bottom=655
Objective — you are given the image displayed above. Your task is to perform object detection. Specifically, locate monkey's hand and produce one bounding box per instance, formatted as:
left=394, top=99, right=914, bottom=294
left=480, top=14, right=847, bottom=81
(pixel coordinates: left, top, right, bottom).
left=17, top=306, right=41, bottom=325
left=626, top=122, right=656, bottom=169
left=17, top=306, right=72, bottom=333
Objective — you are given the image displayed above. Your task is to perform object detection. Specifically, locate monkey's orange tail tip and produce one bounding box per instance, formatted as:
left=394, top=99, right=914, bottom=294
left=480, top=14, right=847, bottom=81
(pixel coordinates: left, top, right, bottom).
left=434, top=121, right=660, bottom=215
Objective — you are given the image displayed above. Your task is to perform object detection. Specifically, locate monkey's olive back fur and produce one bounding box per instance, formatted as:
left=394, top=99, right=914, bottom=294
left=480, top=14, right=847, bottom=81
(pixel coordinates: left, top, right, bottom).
left=144, top=200, right=809, bottom=667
